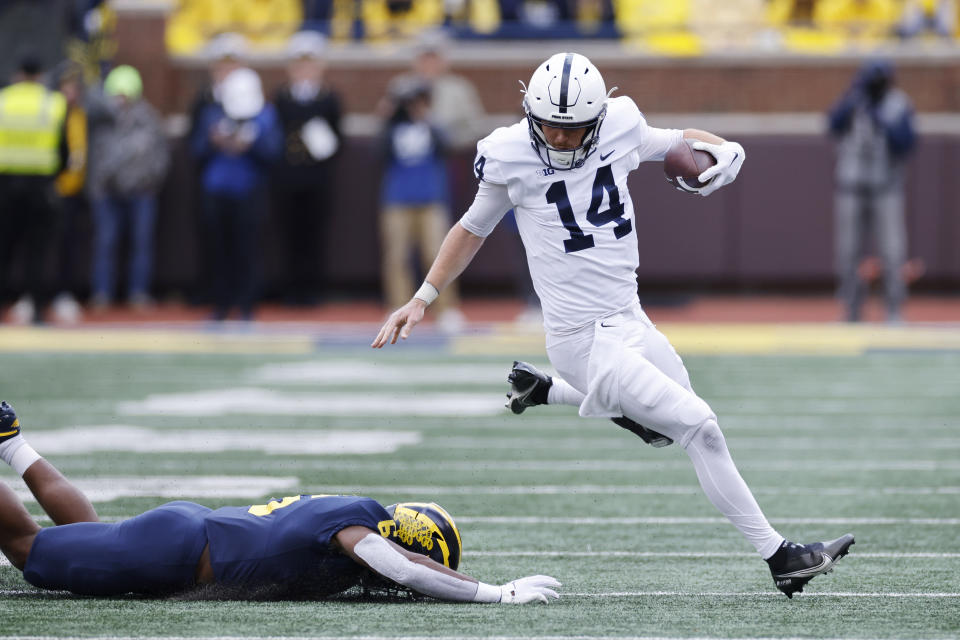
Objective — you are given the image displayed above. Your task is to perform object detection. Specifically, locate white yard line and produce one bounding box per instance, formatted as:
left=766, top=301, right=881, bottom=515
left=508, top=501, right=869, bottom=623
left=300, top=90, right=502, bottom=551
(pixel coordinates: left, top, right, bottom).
left=5, top=551, right=956, bottom=569
left=116, top=389, right=500, bottom=417
left=418, top=436, right=960, bottom=451
left=296, top=484, right=960, bottom=496
left=2, top=636, right=951, bottom=640
left=25, top=426, right=420, bottom=455
left=290, top=459, right=960, bottom=472
left=12, top=476, right=298, bottom=503
left=18, top=515, right=960, bottom=527
left=467, top=551, right=960, bottom=558
left=248, top=360, right=520, bottom=385
left=568, top=591, right=960, bottom=598
left=457, top=516, right=960, bottom=525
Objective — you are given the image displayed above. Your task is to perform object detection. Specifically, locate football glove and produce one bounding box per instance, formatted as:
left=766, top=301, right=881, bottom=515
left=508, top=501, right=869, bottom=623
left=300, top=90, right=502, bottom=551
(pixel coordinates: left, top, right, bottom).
left=692, top=140, right=745, bottom=197
left=499, top=575, right=561, bottom=604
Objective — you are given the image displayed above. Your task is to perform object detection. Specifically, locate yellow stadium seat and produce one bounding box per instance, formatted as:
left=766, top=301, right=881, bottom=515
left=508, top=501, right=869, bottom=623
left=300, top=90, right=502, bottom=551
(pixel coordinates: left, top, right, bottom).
left=615, top=0, right=703, bottom=56
left=165, top=0, right=302, bottom=55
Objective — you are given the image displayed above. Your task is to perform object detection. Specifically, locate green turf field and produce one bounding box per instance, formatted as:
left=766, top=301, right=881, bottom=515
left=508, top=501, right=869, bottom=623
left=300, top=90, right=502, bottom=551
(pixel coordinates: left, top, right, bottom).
left=0, top=325, right=958, bottom=639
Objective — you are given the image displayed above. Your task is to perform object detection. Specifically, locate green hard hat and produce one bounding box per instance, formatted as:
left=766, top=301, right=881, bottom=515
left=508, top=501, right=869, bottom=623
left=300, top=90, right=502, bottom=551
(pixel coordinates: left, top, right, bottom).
left=104, top=65, right=143, bottom=100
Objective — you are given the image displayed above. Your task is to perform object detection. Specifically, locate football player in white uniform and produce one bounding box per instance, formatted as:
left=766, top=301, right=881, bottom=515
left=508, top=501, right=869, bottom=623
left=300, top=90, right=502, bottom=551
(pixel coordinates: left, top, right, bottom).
left=373, top=52, right=854, bottom=597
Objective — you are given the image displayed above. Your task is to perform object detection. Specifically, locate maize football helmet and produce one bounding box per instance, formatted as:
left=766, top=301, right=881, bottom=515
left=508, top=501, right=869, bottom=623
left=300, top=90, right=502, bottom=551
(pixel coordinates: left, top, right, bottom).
left=522, top=52, right=612, bottom=170
left=381, top=502, right=462, bottom=570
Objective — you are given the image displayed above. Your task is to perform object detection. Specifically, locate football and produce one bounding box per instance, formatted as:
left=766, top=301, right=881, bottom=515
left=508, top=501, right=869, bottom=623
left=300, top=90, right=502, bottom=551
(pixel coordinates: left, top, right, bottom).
left=664, top=139, right=717, bottom=193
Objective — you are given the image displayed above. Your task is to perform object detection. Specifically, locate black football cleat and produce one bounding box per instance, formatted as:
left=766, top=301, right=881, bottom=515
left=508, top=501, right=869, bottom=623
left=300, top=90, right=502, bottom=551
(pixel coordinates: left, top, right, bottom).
left=767, top=533, right=855, bottom=598
left=505, top=361, right=552, bottom=414
left=0, top=401, right=21, bottom=443
left=611, top=416, right=674, bottom=447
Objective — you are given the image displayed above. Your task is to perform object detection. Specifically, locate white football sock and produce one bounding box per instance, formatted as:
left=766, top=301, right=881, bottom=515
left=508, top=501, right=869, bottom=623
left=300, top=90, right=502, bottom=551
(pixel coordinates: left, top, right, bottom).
left=685, top=420, right=784, bottom=559
left=0, top=435, right=41, bottom=476
left=546, top=376, right=586, bottom=407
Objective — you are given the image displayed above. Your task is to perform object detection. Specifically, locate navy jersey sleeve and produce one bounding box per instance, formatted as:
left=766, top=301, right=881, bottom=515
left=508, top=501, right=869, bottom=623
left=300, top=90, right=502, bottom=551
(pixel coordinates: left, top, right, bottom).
left=205, top=495, right=392, bottom=589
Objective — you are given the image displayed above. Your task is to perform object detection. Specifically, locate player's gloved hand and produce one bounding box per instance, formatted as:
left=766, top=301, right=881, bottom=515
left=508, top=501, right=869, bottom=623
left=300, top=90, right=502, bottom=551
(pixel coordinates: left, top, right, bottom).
left=499, top=575, right=562, bottom=604
left=691, top=140, right=745, bottom=197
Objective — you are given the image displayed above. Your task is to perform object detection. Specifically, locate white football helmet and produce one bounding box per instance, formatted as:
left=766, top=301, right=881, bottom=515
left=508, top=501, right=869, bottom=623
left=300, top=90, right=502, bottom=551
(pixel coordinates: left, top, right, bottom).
left=522, top=52, right=611, bottom=170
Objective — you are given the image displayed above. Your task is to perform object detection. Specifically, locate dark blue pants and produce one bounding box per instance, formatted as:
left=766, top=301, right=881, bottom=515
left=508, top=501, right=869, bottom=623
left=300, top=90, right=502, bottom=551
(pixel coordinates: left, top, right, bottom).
left=202, top=190, right=265, bottom=319
left=23, top=501, right=210, bottom=596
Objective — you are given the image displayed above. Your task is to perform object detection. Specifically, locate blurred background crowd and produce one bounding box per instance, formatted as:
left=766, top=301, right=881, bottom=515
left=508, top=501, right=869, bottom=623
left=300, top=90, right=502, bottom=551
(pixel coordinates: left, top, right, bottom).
left=0, top=0, right=957, bottom=325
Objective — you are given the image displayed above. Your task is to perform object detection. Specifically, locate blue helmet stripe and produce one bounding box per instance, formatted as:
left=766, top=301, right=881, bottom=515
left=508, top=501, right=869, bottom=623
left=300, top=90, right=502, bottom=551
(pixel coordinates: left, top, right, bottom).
left=558, top=53, right=573, bottom=113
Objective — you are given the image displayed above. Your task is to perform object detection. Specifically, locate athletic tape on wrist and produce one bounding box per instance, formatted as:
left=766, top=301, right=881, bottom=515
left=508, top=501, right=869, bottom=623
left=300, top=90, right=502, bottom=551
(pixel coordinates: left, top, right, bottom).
left=11, top=444, right=40, bottom=477
left=413, top=281, right=439, bottom=306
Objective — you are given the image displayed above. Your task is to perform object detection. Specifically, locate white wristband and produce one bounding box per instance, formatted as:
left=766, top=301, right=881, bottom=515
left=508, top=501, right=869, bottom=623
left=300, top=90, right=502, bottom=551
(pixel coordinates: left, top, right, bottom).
left=472, top=581, right=502, bottom=603
left=413, top=281, right=439, bottom=306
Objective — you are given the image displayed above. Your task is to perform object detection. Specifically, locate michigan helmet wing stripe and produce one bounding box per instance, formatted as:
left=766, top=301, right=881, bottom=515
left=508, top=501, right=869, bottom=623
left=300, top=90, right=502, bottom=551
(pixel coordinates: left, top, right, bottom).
left=558, top=52, right=573, bottom=113
left=392, top=501, right=462, bottom=570
left=424, top=502, right=462, bottom=569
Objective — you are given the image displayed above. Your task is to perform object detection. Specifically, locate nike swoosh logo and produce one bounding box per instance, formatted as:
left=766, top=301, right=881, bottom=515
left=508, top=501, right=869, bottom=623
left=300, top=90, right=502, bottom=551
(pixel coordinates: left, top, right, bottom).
left=777, top=553, right=833, bottom=578
left=600, top=322, right=615, bottom=328
left=732, top=151, right=739, bottom=163
left=600, top=150, right=615, bottom=161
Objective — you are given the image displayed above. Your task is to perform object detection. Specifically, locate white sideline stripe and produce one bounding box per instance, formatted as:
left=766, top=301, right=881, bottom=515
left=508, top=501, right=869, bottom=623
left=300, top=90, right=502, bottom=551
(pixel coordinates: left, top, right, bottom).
left=568, top=591, right=960, bottom=599
left=296, top=459, right=960, bottom=472
left=248, top=360, right=518, bottom=385
left=12, top=476, right=298, bottom=503
left=421, top=436, right=960, bottom=451
left=2, top=636, right=953, bottom=640
left=458, top=516, right=960, bottom=525
left=468, top=551, right=960, bottom=559
left=23, top=514, right=957, bottom=527
left=25, top=425, right=420, bottom=456
left=298, top=484, right=960, bottom=497
left=117, top=388, right=500, bottom=417
left=3, top=551, right=958, bottom=569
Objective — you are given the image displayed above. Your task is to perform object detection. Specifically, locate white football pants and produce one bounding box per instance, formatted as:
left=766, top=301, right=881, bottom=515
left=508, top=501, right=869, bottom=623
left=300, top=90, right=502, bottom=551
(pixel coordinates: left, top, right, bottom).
left=545, top=301, right=784, bottom=559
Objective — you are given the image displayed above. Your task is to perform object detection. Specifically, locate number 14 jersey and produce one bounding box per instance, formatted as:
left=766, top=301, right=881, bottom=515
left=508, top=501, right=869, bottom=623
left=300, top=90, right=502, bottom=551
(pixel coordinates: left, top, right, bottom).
left=460, top=96, right=682, bottom=335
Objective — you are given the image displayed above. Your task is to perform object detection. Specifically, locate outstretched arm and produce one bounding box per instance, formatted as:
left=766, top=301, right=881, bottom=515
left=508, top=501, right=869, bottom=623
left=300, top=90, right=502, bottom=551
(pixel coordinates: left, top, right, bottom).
left=371, top=223, right=486, bottom=348
left=335, top=526, right=560, bottom=603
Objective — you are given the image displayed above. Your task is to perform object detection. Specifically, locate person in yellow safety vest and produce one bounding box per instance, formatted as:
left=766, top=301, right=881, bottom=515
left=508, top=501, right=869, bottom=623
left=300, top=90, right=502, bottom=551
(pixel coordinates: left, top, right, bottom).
left=0, top=56, right=68, bottom=325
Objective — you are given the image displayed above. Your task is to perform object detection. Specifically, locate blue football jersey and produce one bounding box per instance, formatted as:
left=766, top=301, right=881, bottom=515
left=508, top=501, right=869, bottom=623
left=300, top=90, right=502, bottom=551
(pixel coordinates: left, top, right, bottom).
left=204, top=495, right=392, bottom=594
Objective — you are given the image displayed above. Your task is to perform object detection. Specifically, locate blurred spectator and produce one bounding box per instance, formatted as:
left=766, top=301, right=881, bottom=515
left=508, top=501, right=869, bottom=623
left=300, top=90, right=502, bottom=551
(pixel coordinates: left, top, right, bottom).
left=187, top=32, right=248, bottom=306
left=191, top=67, right=282, bottom=321
left=402, top=30, right=487, bottom=152
left=828, top=59, right=916, bottom=323
left=897, top=0, right=956, bottom=38
left=165, top=0, right=302, bottom=55
left=86, top=65, right=170, bottom=311
left=339, top=0, right=445, bottom=41
left=0, top=56, right=67, bottom=324
left=441, top=0, right=502, bottom=35
left=272, top=31, right=342, bottom=306
left=766, top=0, right=848, bottom=52
left=51, top=63, right=88, bottom=324
left=189, top=33, right=249, bottom=131
left=302, top=0, right=334, bottom=33
left=379, top=77, right=463, bottom=332
left=495, top=0, right=616, bottom=37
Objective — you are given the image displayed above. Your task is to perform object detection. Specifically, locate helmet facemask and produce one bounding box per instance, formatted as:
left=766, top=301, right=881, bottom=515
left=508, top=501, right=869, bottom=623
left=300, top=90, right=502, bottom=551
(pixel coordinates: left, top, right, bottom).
left=524, top=98, right=607, bottom=170
left=521, top=52, right=614, bottom=171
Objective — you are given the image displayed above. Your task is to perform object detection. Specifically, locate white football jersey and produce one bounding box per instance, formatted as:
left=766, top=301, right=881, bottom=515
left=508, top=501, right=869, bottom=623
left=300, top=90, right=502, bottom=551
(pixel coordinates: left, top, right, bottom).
left=459, top=96, right=683, bottom=334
